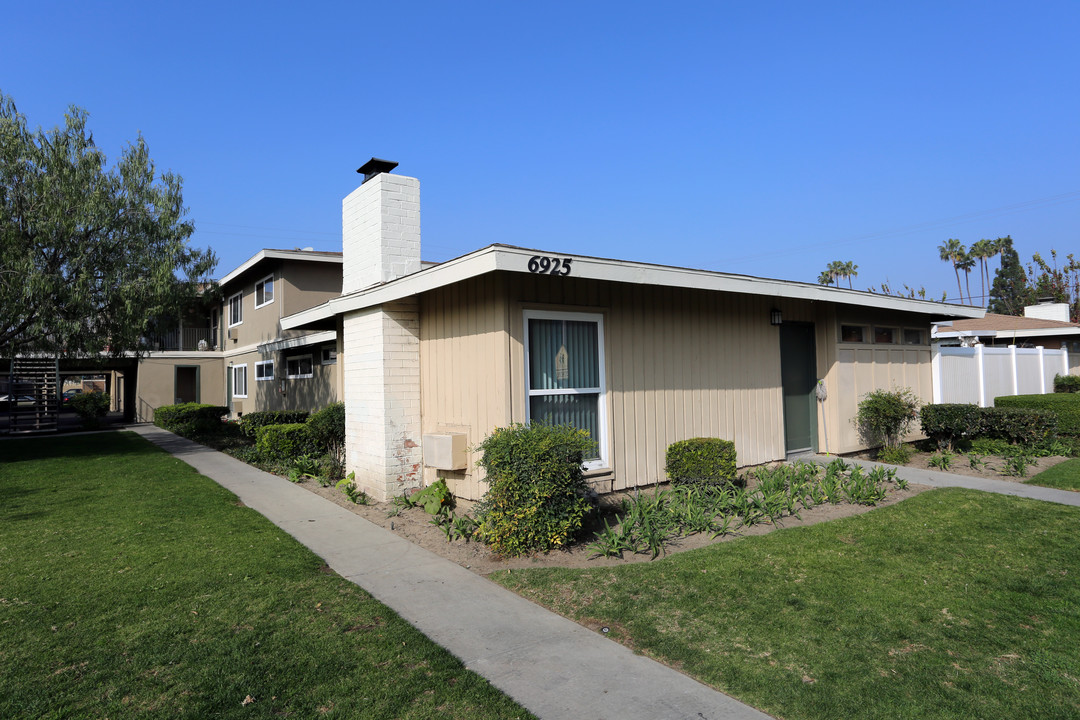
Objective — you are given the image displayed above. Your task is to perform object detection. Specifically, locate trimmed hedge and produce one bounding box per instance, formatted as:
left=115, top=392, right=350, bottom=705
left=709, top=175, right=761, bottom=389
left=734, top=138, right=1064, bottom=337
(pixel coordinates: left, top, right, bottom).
left=239, top=410, right=310, bottom=438
left=154, top=403, right=228, bottom=436
left=307, top=402, right=345, bottom=451
left=665, top=438, right=737, bottom=486
left=1055, top=374, right=1080, bottom=393
left=255, top=423, right=318, bottom=462
left=474, top=423, right=595, bottom=557
left=995, top=394, right=1080, bottom=437
left=979, top=406, right=1058, bottom=445
left=920, top=403, right=982, bottom=450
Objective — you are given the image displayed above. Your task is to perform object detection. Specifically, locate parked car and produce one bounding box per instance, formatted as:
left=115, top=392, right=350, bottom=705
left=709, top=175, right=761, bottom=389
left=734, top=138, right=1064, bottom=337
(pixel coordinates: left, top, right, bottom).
left=0, top=394, right=37, bottom=410
left=62, top=389, right=84, bottom=404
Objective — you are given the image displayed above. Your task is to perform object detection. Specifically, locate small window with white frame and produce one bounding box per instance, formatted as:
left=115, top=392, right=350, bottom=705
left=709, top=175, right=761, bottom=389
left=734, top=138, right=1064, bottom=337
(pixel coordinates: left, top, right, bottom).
left=874, top=327, right=896, bottom=344
left=255, top=360, right=274, bottom=381
left=903, top=328, right=926, bottom=345
left=255, top=274, right=274, bottom=308
left=320, top=347, right=337, bottom=365
left=231, top=364, right=248, bottom=398
left=524, top=309, right=607, bottom=469
left=286, top=355, right=313, bottom=379
left=228, top=292, right=243, bottom=327
left=840, top=324, right=867, bottom=343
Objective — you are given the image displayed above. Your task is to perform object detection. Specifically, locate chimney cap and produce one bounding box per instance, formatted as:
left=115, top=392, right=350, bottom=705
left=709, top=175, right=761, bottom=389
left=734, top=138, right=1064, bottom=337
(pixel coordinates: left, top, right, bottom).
left=357, top=158, right=399, bottom=184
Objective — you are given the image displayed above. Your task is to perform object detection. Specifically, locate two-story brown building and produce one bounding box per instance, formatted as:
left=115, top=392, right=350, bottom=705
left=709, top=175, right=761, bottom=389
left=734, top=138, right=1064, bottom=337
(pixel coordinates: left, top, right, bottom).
left=133, top=249, right=344, bottom=420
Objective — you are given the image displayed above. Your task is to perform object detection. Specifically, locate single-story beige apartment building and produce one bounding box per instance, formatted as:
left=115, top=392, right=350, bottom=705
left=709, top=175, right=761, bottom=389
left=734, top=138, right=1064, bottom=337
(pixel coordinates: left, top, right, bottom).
left=281, top=159, right=984, bottom=502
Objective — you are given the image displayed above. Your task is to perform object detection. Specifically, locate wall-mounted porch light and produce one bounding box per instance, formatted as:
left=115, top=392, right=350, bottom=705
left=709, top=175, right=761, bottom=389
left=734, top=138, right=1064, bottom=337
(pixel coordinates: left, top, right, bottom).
left=770, top=308, right=783, bottom=326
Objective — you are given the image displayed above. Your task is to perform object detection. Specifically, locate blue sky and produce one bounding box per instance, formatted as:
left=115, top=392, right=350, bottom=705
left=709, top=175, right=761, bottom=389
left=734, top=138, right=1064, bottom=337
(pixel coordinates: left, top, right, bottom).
left=4, top=1, right=1078, bottom=303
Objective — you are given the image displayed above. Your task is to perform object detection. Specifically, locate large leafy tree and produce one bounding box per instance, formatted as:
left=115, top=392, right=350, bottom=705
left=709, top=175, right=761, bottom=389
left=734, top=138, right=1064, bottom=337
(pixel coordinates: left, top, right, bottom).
left=1025, top=250, right=1080, bottom=322
left=0, top=93, right=216, bottom=357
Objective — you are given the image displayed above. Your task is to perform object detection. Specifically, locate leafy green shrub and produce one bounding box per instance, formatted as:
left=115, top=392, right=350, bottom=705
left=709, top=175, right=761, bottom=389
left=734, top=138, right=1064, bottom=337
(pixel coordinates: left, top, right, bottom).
left=1054, top=374, right=1080, bottom=393
left=877, top=443, right=914, bottom=465
left=995, top=394, right=1080, bottom=437
left=474, top=423, right=595, bottom=557
left=254, top=423, right=318, bottom=462
left=665, top=438, right=738, bottom=486
left=854, top=388, right=920, bottom=450
left=69, top=392, right=110, bottom=429
left=239, top=410, right=310, bottom=438
left=980, top=405, right=1058, bottom=445
left=307, top=402, right=345, bottom=457
left=153, top=403, right=228, bottom=437
left=920, top=403, right=981, bottom=450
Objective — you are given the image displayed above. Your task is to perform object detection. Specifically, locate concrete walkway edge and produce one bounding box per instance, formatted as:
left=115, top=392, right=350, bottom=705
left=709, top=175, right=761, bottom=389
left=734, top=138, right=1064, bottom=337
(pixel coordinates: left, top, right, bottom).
left=130, top=425, right=773, bottom=720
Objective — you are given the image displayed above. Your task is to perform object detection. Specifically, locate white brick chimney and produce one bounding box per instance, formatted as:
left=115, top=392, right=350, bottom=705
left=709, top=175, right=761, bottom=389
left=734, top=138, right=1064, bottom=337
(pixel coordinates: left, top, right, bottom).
left=342, top=158, right=421, bottom=294
left=340, top=159, right=424, bottom=501
left=1024, top=300, right=1070, bottom=323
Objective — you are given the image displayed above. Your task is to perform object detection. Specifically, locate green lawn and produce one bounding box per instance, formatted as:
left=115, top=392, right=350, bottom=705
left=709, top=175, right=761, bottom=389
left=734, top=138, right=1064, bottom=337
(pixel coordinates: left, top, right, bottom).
left=0, top=432, right=530, bottom=720
left=493, top=488, right=1080, bottom=720
left=1026, top=458, right=1080, bottom=491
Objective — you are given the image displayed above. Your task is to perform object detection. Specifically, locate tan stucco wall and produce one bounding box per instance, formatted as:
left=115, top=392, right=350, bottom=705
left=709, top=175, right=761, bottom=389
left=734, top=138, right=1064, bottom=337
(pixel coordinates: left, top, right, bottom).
left=282, top=262, right=342, bottom=317
left=135, top=356, right=225, bottom=423
left=226, top=347, right=338, bottom=417
left=418, top=272, right=938, bottom=499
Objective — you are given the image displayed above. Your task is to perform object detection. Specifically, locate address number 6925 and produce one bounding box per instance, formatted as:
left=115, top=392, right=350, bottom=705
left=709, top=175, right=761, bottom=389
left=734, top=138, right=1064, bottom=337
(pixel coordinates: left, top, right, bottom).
left=528, top=256, right=572, bottom=276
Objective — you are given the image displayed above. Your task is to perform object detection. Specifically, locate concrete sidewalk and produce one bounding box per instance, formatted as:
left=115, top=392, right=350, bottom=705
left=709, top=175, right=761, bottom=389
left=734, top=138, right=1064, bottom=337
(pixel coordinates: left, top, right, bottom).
left=816, top=455, right=1080, bottom=507
left=130, top=425, right=772, bottom=720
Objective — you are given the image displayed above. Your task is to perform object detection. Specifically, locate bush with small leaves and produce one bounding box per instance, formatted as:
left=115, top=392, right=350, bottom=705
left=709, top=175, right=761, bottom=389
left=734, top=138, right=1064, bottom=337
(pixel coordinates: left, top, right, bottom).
left=69, top=391, right=110, bottom=429
left=474, top=423, right=595, bottom=557
left=307, top=402, right=345, bottom=460
left=920, top=403, right=981, bottom=450
left=1054, top=374, right=1080, bottom=393
left=854, top=388, right=920, bottom=450
left=994, top=394, right=1079, bottom=437
left=665, top=437, right=738, bottom=487
left=254, top=423, right=318, bottom=462
left=238, top=410, right=310, bottom=438
left=153, top=403, right=228, bottom=437
left=979, top=405, right=1058, bottom=445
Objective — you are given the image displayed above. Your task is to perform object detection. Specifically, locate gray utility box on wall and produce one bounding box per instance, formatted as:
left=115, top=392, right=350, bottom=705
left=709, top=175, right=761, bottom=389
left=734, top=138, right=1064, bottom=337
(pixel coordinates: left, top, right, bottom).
left=422, top=432, right=468, bottom=470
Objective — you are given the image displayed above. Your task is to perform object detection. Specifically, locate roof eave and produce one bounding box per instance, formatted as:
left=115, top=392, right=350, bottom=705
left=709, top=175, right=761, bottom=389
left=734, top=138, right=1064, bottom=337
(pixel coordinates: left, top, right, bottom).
left=219, top=249, right=344, bottom=287
left=281, top=245, right=985, bottom=330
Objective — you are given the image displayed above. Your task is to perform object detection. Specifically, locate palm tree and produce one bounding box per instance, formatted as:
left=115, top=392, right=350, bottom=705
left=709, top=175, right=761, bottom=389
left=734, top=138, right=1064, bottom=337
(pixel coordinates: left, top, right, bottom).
left=970, top=239, right=993, bottom=305
left=957, top=251, right=976, bottom=305
left=842, top=261, right=859, bottom=289
left=817, top=269, right=834, bottom=286
left=938, top=239, right=966, bottom=303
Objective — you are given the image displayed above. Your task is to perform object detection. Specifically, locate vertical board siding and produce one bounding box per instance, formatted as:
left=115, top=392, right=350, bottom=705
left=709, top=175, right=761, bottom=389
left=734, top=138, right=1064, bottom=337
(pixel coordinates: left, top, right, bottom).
left=512, top=279, right=784, bottom=491
left=419, top=272, right=935, bottom=496
left=834, top=343, right=932, bottom=451
left=418, top=275, right=511, bottom=499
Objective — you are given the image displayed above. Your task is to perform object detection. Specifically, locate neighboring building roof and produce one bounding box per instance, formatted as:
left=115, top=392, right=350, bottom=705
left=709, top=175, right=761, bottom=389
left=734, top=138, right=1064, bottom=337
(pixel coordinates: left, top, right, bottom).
left=220, top=249, right=343, bottom=287
left=281, top=243, right=985, bottom=331
left=257, top=330, right=337, bottom=354
left=933, top=312, right=1080, bottom=340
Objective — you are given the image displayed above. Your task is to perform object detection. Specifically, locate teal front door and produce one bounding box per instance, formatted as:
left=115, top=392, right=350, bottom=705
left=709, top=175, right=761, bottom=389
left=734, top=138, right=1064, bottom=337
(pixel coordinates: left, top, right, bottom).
left=780, top=323, right=817, bottom=454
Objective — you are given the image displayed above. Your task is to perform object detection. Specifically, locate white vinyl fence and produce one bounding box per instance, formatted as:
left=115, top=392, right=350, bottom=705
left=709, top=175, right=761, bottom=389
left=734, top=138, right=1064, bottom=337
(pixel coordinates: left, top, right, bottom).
left=932, top=345, right=1070, bottom=407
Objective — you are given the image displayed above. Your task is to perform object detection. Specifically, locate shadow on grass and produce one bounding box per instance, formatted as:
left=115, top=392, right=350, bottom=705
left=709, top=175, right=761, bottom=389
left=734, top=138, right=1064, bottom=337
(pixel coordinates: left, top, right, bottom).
left=1, top=431, right=163, bottom=463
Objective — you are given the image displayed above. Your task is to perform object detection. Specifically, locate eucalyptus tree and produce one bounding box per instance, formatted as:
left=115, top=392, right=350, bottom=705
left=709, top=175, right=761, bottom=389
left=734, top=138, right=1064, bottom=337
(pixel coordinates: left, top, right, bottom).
left=0, top=92, right=216, bottom=357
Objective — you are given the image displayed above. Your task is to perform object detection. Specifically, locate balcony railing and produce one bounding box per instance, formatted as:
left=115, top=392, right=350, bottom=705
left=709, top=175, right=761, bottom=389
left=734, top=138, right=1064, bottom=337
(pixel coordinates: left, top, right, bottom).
left=146, top=328, right=216, bottom=352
